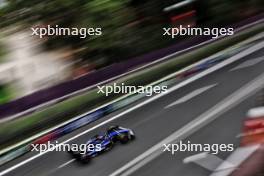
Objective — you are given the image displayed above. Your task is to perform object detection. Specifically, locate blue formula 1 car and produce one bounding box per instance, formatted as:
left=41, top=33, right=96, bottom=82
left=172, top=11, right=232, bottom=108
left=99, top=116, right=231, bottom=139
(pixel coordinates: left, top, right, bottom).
left=68, top=126, right=135, bottom=163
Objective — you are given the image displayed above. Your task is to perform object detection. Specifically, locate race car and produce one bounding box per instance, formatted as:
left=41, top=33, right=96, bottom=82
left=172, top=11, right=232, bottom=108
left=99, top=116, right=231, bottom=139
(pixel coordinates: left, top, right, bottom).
left=68, top=126, right=135, bottom=163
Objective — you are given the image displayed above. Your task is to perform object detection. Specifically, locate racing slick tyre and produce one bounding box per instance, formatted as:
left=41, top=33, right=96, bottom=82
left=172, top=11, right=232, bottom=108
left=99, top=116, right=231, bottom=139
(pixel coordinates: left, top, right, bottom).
left=79, top=155, right=91, bottom=164
left=68, top=149, right=81, bottom=158
left=118, top=134, right=130, bottom=144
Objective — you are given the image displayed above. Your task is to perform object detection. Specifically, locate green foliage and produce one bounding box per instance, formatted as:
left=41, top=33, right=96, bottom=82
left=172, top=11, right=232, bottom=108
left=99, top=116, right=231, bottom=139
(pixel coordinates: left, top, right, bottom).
left=1, top=0, right=262, bottom=66
left=0, top=85, right=12, bottom=104
left=4, top=0, right=139, bottom=63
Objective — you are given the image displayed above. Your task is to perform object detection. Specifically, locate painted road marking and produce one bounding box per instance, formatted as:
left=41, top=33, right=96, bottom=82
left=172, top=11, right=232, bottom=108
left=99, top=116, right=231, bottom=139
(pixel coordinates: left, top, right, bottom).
left=165, top=84, right=217, bottom=108
left=210, top=145, right=260, bottom=176
left=230, top=57, right=264, bottom=71
left=57, top=159, right=75, bottom=169
left=183, top=152, right=233, bottom=171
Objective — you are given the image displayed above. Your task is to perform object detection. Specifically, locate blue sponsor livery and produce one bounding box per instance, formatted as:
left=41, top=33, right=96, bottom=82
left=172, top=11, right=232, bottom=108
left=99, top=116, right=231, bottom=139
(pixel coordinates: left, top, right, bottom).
left=68, top=126, right=135, bottom=163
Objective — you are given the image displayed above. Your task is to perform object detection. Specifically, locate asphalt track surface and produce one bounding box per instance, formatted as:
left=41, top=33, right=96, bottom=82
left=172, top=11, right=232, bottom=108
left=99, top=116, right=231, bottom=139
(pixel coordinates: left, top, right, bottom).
left=1, top=41, right=264, bottom=176
left=131, top=82, right=259, bottom=176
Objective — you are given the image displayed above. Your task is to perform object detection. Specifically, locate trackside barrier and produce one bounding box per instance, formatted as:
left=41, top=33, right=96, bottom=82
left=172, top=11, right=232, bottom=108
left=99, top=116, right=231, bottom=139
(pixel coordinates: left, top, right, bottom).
left=0, top=146, right=29, bottom=165
left=179, top=44, right=249, bottom=78
left=0, top=32, right=262, bottom=165
left=241, top=107, right=264, bottom=146
left=33, top=109, right=107, bottom=145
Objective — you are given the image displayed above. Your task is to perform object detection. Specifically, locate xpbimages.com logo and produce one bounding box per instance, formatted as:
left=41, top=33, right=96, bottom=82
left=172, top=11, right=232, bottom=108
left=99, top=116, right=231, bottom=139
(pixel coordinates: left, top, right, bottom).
left=163, top=141, right=234, bottom=155
left=163, top=25, right=234, bottom=39
left=30, top=141, right=102, bottom=154
left=31, top=25, right=102, bottom=38
left=97, top=83, right=168, bottom=96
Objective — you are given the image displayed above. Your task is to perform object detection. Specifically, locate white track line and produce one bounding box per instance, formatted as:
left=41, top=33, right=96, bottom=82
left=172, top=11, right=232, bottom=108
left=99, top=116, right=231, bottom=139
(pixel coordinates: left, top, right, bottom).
left=230, top=56, right=264, bottom=71
left=183, top=152, right=231, bottom=171
left=0, top=41, right=263, bottom=176
left=57, top=159, right=75, bottom=169
left=165, top=83, right=218, bottom=108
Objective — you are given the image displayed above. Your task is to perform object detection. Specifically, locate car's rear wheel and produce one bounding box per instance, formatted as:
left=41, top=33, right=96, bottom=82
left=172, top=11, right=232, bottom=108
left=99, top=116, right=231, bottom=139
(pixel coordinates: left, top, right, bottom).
left=119, top=135, right=129, bottom=144
left=80, top=155, right=91, bottom=164
left=68, top=149, right=81, bottom=158
left=106, top=141, right=114, bottom=151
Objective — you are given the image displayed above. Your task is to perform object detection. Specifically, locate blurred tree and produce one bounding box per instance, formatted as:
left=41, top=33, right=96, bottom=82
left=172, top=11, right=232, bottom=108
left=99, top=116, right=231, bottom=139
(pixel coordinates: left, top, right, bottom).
left=3, top=0, right=138, bottom=64
left=1, top=0, right=263, bottom=67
